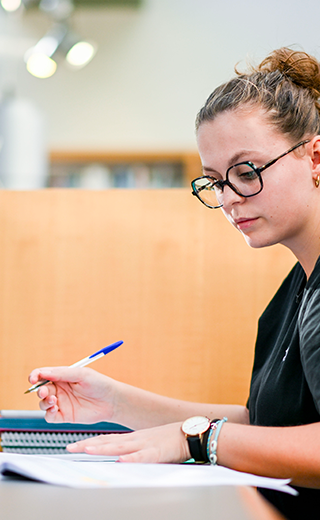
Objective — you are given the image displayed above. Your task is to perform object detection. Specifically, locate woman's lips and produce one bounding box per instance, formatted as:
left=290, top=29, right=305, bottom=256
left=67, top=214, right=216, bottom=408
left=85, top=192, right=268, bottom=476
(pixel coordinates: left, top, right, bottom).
left=234, top=217, right=258, bottom=231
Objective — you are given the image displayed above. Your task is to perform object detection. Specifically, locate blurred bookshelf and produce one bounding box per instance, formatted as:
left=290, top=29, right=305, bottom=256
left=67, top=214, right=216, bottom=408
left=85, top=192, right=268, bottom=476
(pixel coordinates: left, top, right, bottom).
left=48, top=151, right=201, bottom=189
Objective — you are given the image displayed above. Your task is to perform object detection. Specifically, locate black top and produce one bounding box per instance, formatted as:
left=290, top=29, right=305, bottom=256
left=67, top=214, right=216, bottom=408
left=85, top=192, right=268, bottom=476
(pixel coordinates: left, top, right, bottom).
left=247, top=256, right=320, bottom=520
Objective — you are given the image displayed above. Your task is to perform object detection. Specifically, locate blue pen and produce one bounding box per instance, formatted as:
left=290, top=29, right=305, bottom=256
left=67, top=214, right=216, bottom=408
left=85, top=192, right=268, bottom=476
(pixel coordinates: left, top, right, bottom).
left=25, top=340, right=123, bottom=394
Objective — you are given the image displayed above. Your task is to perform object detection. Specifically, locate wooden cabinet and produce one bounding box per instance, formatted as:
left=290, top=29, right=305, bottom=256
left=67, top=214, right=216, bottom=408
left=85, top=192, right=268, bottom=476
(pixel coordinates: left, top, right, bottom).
left=49, top=151, right=202, bottom=188
left=0, top=189, right=294, bottom=410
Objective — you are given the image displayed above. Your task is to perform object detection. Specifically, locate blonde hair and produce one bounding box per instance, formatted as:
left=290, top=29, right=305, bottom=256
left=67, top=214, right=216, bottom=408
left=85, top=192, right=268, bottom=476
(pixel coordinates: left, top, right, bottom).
left=196, top=47, right=320, bottom=142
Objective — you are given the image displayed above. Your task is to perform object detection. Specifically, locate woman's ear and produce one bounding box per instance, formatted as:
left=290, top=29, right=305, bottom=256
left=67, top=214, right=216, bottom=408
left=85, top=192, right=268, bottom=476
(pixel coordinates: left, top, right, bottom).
left=310, top=137, right=320, bottom=183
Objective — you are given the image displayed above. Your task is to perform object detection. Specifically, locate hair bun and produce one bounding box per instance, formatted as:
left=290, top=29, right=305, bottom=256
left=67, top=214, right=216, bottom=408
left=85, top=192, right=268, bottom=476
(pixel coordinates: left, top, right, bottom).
left=258, top=47, right=320, bottom=100
left=197, top=46, right=320, bottom=140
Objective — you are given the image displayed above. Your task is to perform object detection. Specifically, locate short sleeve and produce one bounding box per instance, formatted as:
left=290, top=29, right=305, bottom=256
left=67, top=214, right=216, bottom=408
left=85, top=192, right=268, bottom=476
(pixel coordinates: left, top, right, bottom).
left=299, top=288, right=320, bottom=414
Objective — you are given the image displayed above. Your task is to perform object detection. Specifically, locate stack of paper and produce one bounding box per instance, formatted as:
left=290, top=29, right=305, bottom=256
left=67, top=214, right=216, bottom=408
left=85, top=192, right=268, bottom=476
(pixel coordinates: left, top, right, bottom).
left=0, top=452, right=296, bottom=495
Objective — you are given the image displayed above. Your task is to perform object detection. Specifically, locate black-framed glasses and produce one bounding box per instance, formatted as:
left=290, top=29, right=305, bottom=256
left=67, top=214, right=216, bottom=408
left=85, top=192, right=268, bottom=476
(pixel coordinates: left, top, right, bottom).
left=191, top=139, right=310, bottom=209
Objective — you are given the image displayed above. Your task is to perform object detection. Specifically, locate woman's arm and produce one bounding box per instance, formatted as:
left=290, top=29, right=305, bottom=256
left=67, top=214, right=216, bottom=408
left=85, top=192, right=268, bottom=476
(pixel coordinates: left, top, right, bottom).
left=112, top=381, right=249, bottom=429
left=218, top=421, right=320, bottom=488
left=67, top=414, right=320, bottom=487
left=29, top=366, right=248, bottom=428
left=30, top=365, right=320, bottom=486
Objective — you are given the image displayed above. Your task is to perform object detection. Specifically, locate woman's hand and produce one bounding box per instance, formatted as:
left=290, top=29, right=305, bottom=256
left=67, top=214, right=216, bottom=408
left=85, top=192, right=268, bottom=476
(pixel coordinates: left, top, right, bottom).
left=67, top=422, right=191, bottom=463
left=28, top=366, right=117, bottom=424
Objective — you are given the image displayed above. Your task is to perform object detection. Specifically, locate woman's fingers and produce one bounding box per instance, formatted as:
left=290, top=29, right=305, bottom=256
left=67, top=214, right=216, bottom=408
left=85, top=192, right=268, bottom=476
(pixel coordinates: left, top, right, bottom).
left=39, top=394, right=58, bottom=412
left=37, top=383, right=55, bottom=399
left=29, top=367, right=87, bottom=386
left=68, top=436, right=159, bottom=463
left=118, top=449, right=159, bottom=463
left=67, top=423, right=189, bottom=464
left=28, top=366, right=116, bottom=425
left=38, top=393, right=57, bottom=408
left=67, top=433, right=133, bottom=454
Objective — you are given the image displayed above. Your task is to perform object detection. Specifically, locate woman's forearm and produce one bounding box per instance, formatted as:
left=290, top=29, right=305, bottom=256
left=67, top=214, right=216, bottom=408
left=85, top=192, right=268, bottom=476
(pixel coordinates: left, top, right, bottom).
left=218, top=421, right=320, bottom=488
left=112, top=379, right=249, bottom=429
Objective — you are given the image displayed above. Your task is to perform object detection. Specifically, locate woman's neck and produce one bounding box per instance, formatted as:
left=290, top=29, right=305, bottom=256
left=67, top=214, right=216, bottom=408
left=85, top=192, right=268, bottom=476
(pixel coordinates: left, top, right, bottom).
left=287, top=236, right=320, bottom=279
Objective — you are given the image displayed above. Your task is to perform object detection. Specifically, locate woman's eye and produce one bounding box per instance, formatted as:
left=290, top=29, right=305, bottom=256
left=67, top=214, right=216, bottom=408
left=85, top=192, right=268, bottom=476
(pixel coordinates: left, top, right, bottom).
left=231, top=164, right=258, bottom=181
left=241, top=170, right=257, bottom=180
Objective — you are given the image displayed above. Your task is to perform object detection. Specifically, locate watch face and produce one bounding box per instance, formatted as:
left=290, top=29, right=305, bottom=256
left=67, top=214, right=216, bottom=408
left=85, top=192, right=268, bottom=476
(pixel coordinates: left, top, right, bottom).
left=182, top=416, right=210, bottom=436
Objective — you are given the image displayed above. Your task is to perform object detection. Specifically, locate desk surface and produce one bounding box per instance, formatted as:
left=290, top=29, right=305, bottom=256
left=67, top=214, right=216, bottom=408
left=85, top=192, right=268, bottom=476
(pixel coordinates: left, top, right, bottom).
left=0, top=480, right=284, bottom=520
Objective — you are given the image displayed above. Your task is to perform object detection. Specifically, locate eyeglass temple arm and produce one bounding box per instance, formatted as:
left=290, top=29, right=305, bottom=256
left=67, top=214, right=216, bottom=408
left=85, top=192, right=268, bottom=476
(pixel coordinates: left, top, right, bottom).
left=258, top=140, right=310, bottom=174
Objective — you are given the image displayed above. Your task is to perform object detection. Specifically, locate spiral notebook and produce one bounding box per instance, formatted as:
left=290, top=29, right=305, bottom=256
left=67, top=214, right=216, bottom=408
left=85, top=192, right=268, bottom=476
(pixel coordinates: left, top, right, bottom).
left=0, top=410, right=130, bottom=454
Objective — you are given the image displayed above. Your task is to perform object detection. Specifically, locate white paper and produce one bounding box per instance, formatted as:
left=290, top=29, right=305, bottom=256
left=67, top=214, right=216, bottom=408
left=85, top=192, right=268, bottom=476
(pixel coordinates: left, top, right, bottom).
left=0, top=452, right=296, bottom=494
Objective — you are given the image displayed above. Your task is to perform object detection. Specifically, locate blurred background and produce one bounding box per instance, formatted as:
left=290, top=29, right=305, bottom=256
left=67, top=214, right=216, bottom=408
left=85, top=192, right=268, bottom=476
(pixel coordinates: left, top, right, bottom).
left=0, top=0, right=304, bottom=408
left=0, top=0, right=319, bottom=189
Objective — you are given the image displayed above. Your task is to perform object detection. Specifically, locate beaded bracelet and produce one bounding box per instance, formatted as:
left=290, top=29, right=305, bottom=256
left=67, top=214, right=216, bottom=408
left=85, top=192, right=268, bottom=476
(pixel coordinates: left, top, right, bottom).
left=207, top=417, right=228, bottom=465
left=206, top=422, right=217, bottom=462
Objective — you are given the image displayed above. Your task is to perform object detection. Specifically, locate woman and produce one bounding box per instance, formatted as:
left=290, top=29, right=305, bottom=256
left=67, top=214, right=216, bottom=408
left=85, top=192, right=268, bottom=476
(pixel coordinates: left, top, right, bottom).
left=29, top=47, right=320, bottom=519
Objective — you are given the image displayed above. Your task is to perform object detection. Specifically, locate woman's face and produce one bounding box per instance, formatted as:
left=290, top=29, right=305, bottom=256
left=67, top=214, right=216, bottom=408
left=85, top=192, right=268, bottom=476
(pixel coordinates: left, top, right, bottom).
left=196, top=108, right=317, bottom=252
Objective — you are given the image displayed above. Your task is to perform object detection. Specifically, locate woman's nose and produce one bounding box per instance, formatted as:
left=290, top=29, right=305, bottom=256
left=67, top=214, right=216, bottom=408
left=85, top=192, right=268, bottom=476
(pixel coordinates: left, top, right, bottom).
left=221, top=185, right=245, bottom=209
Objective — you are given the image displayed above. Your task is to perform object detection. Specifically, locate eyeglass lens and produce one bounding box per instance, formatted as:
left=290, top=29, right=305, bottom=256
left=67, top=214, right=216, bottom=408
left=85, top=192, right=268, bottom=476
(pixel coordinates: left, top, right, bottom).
left=193, top=163, right=262, bottom=208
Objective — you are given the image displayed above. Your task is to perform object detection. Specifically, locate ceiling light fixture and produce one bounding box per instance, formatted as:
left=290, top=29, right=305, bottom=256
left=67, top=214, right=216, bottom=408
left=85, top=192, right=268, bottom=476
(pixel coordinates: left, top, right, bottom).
left=1, top=0, right=22, bottom=12
left=3, top=0, right=98, bottom=78
left=62, top=36, right=96, bottom=68
left=24, top=23, right=67, bottom=78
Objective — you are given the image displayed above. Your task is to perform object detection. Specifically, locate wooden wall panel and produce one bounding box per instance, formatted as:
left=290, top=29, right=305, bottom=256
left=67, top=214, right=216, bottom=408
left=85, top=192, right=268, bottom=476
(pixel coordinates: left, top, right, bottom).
left=0, top=189, right=295, bottom=410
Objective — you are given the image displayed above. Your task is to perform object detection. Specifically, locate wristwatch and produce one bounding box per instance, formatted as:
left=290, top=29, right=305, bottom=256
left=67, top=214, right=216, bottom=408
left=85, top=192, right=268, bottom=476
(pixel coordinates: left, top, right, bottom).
left=182, top=416, right=211, bottom=462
